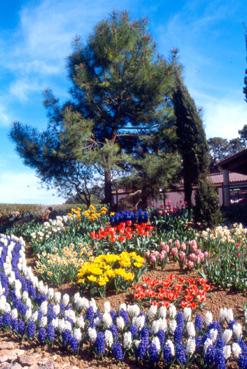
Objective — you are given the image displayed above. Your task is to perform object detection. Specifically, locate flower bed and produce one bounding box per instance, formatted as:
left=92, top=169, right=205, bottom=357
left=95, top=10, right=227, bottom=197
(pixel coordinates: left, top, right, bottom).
left=0, top=234, right=246, bottom=368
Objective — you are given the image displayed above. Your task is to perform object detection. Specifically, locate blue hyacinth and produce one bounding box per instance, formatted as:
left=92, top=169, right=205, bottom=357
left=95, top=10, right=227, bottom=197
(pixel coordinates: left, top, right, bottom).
left=195, top=314, right=203, bottom=331
left=112, top=343, right=124, bottom=360
left=38, top=327, right=47, bottom=344
left=47, top=324, right=55, bottom=342
left=70, top=337, right=79, bottom=353
left=27, top=321, right=36, bottom=339
left=163, top=344, right=173, bottom=365
left=175, top=343, right=187, bottom=365
left=95, top=331, right=105, bottom=355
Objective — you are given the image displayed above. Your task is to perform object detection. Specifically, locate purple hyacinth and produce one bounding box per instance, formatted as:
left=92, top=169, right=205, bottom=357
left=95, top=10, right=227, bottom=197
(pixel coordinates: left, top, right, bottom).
left=70, top=337, right=79, bottom=353
left=11, top=318, right=19, bottom=332
left=130, top=324, right=138, bottom=338
left=62, top=329, right=72, bottom=347
left=119, top=309, right=129, bottom=325
left=47, top=324, right=55, bottom=342
left=27, top=321, right=36, bottom=339
left=215, top=349, right=226, bottom=369
left=163, top=344, right=172, bottom=364
left=148, top=343, right=159, bottom=362
left=157, top=330, right=166, bottom=348
left=195, top=314, right=203, bottom=331
left=196, top=336, right=203, bottom=353
left=205, top=345, right=216, bottom=366
left=3, top=312, right=11, bottom=327
left=17, top=319, right=25, bottom=335
left=112, top=343, right=124, bottom=361
left=86, top=306, right=94, bottom=323
left=238, top=354, right=247, bottom=369
left=110, top=324, right=118, bottom=342
left=95, top=331, right=105, bottom=355
left=175, top=343, right=187, bottom=365
left=38, top=327, right=47, bottom=344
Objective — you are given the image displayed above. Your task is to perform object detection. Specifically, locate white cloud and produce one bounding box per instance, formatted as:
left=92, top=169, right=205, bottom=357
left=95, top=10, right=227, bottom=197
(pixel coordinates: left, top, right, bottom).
left=0, top=171, right=65, bottom=204
left=0, top=102, right=11, bottom=126
left=190, top=90, right=247, bottom=139
left=1, top=0, right=133, bottom=102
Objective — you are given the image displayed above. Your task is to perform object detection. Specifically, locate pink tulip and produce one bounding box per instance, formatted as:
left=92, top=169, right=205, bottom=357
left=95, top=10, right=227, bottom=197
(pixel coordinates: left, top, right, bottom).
left=204, top=251, right=209, bottom=258
left=150, top=255, right=157, bottom=263
left=189, top=253, right=197, bottom=262
left=179, top=251, right=186, bottom=261
left=161, top=244, right=170, bottom=253
left=181, top=242, right=187, bottom=251
left=171, top=247, right=178, bottom=257
left=187, top=261, right=194, bottom=269
left=175, top=239, right=180, bottom=248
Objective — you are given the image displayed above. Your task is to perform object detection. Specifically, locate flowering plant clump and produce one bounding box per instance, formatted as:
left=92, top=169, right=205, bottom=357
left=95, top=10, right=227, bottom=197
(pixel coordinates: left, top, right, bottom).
left=0, top=234, right=247, bottom=368
left=132, top=274, right=210, bottom=309
left=109, top=210, right=148, bottom=226
left=68, top=205, right=108, bottom=222
left=199, top=223, right=247, bottom=252
left=30, top=215, right=69, bottom=242
left=145, top=239, right=208, bottom=271
left=90, top=221, right=153, bottom=243
left=35, top=243, right=92, bottom=285
left=204, top=240, right=247, bottom=291
left=77, top=251, right=145, bottom=296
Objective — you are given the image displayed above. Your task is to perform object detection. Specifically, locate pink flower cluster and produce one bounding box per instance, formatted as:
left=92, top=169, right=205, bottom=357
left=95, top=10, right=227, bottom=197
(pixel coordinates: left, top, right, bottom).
left=145, top=239, right=208, bottom=270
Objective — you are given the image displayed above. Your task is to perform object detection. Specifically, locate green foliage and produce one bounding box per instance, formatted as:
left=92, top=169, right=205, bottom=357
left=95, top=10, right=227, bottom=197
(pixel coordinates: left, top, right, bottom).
left=194, top=176, right=222, bottom=228
left=203, top=242, right=247, bottom=291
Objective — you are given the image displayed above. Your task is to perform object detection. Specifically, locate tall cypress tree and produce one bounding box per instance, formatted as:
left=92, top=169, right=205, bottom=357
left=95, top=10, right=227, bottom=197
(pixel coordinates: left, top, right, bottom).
left=173, top=71, right=209, bottom=207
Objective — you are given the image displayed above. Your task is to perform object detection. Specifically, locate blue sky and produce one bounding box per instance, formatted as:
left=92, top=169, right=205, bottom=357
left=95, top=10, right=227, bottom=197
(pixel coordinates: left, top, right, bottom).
left=0, top=0, right=246, bottom=204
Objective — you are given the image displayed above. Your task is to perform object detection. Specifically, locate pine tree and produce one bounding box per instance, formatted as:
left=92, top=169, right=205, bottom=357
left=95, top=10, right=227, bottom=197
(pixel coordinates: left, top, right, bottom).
left=11, top=12, right=176, bottom=207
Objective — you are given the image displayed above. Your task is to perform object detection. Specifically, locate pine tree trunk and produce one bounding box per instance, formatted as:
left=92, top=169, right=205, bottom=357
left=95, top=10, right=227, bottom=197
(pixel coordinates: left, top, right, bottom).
left=104, top=170, right=112, bottom=207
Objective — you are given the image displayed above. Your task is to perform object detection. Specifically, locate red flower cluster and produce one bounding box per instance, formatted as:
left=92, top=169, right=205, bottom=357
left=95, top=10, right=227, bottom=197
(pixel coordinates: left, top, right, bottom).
left=132, top=274, right=210, bottom=309
left=90, top=221, right=153, bottom=243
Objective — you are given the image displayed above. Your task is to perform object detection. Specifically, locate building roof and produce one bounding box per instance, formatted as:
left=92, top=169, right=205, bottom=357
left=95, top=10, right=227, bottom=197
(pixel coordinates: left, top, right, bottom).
left=218, top=148, right=247, bottom=175
left=208, top=172, right=247, bottom=185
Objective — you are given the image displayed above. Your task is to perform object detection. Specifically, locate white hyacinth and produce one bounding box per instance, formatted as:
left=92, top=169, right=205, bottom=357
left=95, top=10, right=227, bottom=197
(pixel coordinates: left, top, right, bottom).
left=102, top=312, right=113, bottom=328
left=123, top=332, right=132, bottom=349
left=186, top=322, right=196, bottom=337
left=76, top=316, right=85, bottom=329
left=159, top=306, right=167, bottom=319
left=147, top=305, right=157, bottom=320
left=40, top=301, right=48, bottom=315
left=105, top=330, right=113, bottom=347
left=116, top=316, right=125, bottom=331
left=186, top=337, right=196, bottom=355
left=209, top=328, right=218, bottom=343
left=152, top=336, right=161, bottom=353
left=168, top=319, right=177, bottom=334
left=119, top=303, right=127, bottom=311
left=104, top=301, right=111, bottom=313
left=205, top=311, right=213, bottom=325
left=88, top=327, right=97, bottom=343
left=233, top=323, right=242, bottom=338
left=222, top=329, right=233, bottom=344
left=204, top=338, right=213, bottom=353
left=53, top=304, right=60, bottom=316
left=127, top=304, right=140, bottom=317
left=152, top=320, right=161, bottom=334
left=54, top=291, right=61, bottom=304
left=39, top=316, right=48, bottom=328
left=62, top=294, right=70, bottom=307
left=73, top=328, right=82, bottom=342
left=11, top=308, right=18, bottom=320
left=168, top=304, right=176, bottom=319
left=223, top=345, right=231, bottom=360
left=134, top=315, right=145, bottom=331
left=166, top=340, right=175, bottom=356
left=183, top=307, right=192, bottom=321
left=232, top=342, right=242, bottom=358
